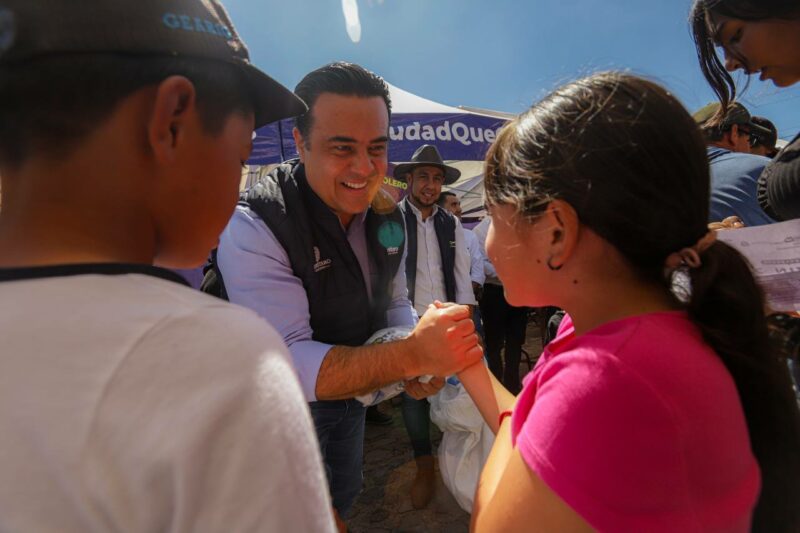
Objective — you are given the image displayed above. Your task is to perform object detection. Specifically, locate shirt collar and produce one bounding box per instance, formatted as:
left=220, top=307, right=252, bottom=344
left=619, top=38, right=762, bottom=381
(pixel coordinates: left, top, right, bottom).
left=0, top=263, right=189, bottom=286
left=406, top=198, right=439, bottom=219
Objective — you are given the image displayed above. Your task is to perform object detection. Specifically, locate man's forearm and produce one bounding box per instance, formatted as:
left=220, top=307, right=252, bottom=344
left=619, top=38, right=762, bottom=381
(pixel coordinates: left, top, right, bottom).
left=315, top=340, right=419, bottom=401
left=315, top=303, right=483, bottom=401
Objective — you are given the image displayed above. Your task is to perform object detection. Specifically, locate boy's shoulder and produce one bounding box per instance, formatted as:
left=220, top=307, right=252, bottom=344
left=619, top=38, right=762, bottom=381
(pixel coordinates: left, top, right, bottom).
left=0, top=266, right=285, bottom=362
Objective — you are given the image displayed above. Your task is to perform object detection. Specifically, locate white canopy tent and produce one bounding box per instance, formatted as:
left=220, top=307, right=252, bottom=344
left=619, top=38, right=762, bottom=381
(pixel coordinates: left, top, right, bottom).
left=245, top=82, right=512, bottom=220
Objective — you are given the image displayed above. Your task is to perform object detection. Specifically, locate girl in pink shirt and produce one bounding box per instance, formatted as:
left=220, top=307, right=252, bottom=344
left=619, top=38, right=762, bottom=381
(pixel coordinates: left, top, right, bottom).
left=458, top=72, right=800, bottom=532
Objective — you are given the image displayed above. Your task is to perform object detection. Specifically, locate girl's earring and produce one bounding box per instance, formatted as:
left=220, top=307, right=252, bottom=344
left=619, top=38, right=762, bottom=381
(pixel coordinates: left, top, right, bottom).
left=546, top=256, right=563, bottom=271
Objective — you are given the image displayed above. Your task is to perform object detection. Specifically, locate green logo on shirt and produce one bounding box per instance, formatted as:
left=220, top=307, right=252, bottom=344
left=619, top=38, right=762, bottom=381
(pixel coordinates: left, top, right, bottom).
left=378, top=221, right=405, bottom=255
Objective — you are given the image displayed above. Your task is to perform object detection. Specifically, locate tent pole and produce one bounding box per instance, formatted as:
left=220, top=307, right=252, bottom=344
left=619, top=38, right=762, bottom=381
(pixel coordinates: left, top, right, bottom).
left=278, top=120, right=287, bottom=162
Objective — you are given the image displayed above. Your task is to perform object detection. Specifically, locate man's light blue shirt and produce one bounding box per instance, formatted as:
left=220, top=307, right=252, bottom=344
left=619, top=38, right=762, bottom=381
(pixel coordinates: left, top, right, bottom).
left=218, top=204, right=417, bottom=402
left=707, top=147, right=775, bottom=227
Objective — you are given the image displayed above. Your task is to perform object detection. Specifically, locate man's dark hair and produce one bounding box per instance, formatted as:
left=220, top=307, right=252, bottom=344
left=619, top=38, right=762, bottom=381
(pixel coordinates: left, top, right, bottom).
left=751, top=116, right=778, bottom=151
left=699, top=122, right=729, bottom=143
left=293, top=62, right=391, bottom=141
left=437, top=191, right=457, bottom=207
left=0, top=54, right=254, bottom=168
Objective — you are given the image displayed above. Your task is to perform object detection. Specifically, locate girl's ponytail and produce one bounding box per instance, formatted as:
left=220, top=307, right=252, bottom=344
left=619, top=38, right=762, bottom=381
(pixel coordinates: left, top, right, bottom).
left=687, top=241, right=800, bottom=532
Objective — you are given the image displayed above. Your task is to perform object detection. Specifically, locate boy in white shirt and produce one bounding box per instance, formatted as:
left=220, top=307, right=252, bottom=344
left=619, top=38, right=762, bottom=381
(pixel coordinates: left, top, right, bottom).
left=0, top=1, right=334, bottom=531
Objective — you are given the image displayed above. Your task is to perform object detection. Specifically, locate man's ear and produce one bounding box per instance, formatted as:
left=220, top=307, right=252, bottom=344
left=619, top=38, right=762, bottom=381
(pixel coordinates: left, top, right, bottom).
left=720, top=126, right=739, bottom=150
left=293, top=127, right=307, bottom=163
left=147, top=76, right=197, bottom=165
left=541, top=199, right=580, bottom=268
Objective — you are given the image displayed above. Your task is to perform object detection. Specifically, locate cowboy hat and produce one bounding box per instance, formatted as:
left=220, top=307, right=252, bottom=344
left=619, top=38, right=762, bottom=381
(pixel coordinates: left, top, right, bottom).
left=392, top=144, right=461, bottom=185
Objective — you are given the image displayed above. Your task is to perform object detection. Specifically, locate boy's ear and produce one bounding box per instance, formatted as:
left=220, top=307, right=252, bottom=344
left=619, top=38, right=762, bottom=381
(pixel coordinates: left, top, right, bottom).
left=147, top=76, right=197, bottom=164
left=542, top=199, right=580, bottom=268
left=292, top=127, right=307, bottom=163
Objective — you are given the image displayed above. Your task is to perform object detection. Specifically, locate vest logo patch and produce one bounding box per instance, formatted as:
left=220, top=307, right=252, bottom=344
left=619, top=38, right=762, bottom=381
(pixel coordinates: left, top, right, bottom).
left=449, top=240, right=456, bottom=248
left=313, top=246, right=332, bottom=273
left=378, top=221, right=405, bottom=255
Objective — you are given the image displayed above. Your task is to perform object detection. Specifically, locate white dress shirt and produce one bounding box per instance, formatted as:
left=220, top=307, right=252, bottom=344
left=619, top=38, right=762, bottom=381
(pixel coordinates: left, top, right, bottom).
left=472, top=216, right=501, bottom=286
left=463, top=227, right=486, bottom=286
left=406, top=201, right=476, bottom=317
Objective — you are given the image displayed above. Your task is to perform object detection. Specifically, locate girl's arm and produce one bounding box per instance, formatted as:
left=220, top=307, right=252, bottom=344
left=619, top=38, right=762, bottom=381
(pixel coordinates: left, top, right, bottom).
left=471, top=442, right=593, bottom=532
left=457, top=361, right=516, bottom=434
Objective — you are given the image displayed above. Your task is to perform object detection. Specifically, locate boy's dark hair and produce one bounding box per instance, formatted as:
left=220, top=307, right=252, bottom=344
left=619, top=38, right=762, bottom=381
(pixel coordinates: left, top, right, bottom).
left=293, top=62, right=391, bottom=141
left=485, top=71, right=800, bottom=532
left=0, top=54, right=254, bottom=168
left=690, top=0, right=800, bottom=109
left=437, top=191, right=457, bottom=206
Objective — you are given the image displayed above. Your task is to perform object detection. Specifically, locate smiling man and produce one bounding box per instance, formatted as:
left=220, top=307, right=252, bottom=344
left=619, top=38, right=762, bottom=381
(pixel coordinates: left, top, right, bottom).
left=394, top=145, right=476, bottom=508
left=217, top=63, right=482, bottom=522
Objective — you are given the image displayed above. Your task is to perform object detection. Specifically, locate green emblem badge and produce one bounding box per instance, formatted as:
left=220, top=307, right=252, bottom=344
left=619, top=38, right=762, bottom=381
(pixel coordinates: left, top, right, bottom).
left=377, top=221, right=405, bottom=255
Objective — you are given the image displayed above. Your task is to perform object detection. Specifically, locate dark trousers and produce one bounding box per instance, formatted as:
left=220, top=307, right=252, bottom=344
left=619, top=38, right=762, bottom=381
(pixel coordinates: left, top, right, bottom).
left=401, top=392, right=433, bottom=458
left=309, top=399, right=366, bottom=517
left=473, top=305, right=485, bottom=343
left=480, top=283, right=528, bottom=394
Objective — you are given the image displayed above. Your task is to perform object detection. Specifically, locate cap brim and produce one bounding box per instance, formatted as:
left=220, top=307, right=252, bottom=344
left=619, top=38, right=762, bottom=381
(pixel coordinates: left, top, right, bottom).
left=393, top=162, right=461, bottom=185
left=748, top=122, right=773, bottom=140
left=241, top=63, right=307, bottom=128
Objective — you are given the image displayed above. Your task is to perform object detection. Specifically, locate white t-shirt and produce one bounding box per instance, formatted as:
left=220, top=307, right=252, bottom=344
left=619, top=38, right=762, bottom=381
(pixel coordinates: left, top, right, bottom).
left=0, top=265, right=335, bottom=533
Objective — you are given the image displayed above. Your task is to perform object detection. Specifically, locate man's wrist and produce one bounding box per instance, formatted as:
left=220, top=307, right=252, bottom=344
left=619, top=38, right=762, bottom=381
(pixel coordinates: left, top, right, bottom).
left=400, top=334, right=422, bottom=378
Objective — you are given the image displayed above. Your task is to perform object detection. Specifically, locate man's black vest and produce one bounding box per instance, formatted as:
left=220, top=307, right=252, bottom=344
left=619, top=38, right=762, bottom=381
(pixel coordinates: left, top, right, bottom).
left=242, top=160, right=405, bottom=347
left=400, top=197, right=457, bottom=305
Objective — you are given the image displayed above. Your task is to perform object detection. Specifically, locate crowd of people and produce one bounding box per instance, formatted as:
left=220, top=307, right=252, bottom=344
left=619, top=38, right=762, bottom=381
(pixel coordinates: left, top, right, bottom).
left=1, top=0, right=800, bottom=531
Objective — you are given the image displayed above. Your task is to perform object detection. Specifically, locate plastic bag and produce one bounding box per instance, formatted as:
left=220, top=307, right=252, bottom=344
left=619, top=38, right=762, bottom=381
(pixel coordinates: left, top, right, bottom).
left=429, top=379, right=495, bottom=512
left=355, top=326, right=413, bottom=406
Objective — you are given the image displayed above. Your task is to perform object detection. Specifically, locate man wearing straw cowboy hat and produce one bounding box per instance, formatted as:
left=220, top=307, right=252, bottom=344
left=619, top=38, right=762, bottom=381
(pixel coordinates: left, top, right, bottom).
left=395, top=144, right=476, bottom=508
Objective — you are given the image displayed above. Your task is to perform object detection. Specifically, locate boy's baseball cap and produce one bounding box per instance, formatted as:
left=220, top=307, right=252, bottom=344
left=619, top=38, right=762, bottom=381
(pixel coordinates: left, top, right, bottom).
left=0, top=0, right=306, bottom=128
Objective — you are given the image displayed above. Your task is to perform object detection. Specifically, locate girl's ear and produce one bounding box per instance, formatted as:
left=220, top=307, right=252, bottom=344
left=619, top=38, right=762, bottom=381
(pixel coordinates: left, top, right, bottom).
left=541, top=199, right=580, bottom=270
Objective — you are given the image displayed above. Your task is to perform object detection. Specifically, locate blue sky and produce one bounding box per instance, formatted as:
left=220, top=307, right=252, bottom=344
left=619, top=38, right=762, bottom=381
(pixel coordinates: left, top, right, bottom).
left=226, top=0, right=800, bottom=140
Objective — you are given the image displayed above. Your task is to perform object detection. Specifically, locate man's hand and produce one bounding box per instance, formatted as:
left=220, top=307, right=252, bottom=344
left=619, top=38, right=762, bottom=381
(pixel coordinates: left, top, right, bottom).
left=708, top=215, right=744, bottom=231
left=405, top=302, right=483, bottom=377
left=404, top=376, right=445, bottom=400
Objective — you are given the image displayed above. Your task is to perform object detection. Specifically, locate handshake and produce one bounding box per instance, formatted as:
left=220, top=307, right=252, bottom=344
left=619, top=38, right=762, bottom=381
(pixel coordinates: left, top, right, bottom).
left=356, top=303, right=482, bottom=405
left=406, top=301, right=483, bottom=378
left=356, top=302, right=483, bottom=405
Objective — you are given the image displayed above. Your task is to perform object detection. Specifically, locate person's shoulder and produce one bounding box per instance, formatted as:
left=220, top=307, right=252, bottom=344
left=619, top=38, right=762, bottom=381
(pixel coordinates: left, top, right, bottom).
left=439, top=206, right=457, bottom=222
left=714, top=150, right=769, bottom=173
left=550, top=312, right=696, bottom=368
left=124, top=276, right=288, bottom=360
left=219, top=202, right=284, bottom=255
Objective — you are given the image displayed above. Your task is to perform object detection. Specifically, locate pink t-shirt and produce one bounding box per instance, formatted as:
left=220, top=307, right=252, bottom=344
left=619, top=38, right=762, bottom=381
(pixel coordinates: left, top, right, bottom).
left=511, top=311, right=760, bottom=532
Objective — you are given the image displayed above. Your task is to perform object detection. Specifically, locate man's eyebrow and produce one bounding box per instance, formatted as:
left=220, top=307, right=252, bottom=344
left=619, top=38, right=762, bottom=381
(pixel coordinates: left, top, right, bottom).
left=324, top=136, right=389, bottom=144
left=326, top=136, right=357, bottom=144
left=417, top=170, right=444, bottom=177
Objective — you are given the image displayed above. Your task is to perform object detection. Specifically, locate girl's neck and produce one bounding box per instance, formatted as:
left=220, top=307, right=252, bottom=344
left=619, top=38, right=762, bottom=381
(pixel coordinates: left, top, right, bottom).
left=562, top=269, right=679, bottom=337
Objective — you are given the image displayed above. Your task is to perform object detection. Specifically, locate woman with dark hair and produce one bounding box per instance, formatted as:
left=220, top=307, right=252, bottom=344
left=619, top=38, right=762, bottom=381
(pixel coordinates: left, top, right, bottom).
left=457, top=71, right=800, bottom=532
left=690, top=0, right=800, bottom=219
